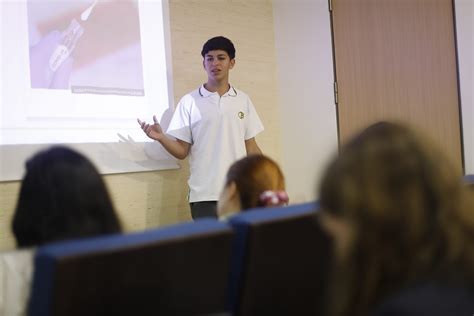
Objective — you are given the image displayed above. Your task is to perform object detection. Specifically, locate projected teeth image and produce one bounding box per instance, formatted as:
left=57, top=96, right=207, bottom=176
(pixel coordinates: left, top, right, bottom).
left=27, top=0, right=145, bottom=96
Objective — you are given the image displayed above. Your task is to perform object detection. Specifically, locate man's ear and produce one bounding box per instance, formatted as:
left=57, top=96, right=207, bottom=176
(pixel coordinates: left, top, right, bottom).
left=229, top=58, right=235, bottom=69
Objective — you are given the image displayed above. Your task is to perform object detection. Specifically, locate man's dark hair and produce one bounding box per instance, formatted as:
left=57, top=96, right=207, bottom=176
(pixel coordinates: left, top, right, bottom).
left=201, top=36, right=236, bottom=59
left=12, top=146, right=121, bottom=247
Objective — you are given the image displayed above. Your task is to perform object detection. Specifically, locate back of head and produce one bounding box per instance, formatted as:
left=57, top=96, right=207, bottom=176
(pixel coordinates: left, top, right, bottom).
left=225, top=154, right=287, bottom=210
left=319, top=121, right=474, bottom=315
left=201, top=36, right=236, bottom=59
left=12, top=146, right=121, bottom=247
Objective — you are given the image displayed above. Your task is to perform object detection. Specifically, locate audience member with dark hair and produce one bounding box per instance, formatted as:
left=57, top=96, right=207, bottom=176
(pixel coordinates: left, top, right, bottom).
left=1, top=146, right=121, bottom=315
left=318, top=121, right=474, bottom=316
left=12, top=146, right=121, bottom=246
left=217, top=154, right=288, bottom=218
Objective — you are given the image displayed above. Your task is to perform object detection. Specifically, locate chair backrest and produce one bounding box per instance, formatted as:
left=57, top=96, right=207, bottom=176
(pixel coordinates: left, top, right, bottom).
left=28, top=219, right=234, bottom=316
left=463, top=174, right=474, bottom=186
left=227, top=202, right=331, bottom=316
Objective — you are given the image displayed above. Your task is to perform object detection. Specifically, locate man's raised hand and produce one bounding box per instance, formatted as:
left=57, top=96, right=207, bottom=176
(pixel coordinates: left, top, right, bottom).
left=137, top=115, right=164, bottom=141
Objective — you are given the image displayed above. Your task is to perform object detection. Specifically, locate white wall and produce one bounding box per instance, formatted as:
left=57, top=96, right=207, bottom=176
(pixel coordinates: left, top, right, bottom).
left=272, top=0, right=338, bottom=203
left=455, top=0, right=474, bottom=174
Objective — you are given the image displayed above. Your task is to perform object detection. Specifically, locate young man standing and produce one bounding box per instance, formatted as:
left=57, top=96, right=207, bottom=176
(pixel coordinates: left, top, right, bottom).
left=138, top=36, right=264, bottom=219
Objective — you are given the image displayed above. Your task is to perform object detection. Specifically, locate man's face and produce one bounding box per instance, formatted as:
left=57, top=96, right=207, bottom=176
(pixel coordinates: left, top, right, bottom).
left=203, top=50, right=235, bottom=82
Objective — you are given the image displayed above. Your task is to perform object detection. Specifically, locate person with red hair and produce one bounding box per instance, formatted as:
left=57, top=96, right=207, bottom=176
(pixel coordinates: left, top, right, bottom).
left=217, top=155, right=288, bottom=218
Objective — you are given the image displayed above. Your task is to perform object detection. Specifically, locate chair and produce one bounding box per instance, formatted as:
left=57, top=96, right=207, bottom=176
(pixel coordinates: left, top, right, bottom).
left=28, top=219, right=234, bottom=316
left=463, top=174, right=474, bottom=186
left=227, top=202, right=331, bottom=315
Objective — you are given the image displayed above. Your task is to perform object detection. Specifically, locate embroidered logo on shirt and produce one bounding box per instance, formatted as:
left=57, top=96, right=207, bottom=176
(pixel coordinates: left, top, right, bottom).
left=238, top=111, right=244, bottom=119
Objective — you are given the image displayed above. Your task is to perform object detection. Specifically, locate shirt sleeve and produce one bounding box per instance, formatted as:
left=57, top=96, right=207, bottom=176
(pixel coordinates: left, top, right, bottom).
left=245, top=97, right=264, bottom=140
left=166, top=96, right=193, bottom=144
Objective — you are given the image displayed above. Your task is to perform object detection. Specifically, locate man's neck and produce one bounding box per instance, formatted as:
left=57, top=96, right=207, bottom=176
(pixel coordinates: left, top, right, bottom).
left=205, top=80, right=230, bottom=97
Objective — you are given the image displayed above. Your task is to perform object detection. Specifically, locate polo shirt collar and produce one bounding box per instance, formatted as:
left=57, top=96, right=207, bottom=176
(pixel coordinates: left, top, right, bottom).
left=199, top=84, right=237, bottom=97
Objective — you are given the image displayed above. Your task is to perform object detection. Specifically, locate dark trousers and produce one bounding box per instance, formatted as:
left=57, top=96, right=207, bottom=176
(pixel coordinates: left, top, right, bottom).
left=189, top=201, right=218, bottom=219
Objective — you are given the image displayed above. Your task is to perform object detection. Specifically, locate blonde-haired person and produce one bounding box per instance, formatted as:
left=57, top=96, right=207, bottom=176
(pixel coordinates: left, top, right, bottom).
left=318, top=121, right=474, bottom=316
left=217, top=155, right=288, bottom=218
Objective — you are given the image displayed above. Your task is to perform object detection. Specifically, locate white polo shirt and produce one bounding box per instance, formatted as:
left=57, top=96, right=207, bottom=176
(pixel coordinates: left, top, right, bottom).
left=166, top=84, right=264, bottom=203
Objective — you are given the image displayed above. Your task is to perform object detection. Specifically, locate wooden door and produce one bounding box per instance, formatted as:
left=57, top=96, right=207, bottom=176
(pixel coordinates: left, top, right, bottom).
left=331, top=0, right=462, bottom=169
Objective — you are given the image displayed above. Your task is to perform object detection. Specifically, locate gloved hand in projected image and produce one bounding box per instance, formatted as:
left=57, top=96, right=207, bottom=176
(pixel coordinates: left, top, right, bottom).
left=29, top=31, right=74, bottom=89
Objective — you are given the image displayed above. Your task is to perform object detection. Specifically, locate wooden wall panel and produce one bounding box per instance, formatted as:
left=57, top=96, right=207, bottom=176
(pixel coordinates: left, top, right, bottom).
left=332, top=0, right=462, bottom=169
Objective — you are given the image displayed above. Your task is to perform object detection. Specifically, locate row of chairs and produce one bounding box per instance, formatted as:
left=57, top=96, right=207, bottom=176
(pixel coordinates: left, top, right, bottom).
left=28, top=202, right=331, bottom=316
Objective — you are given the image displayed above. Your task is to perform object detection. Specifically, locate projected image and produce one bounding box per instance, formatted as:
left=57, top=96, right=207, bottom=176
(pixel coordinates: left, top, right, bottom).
left=27, top=0, right=145, bottom=96
left=2, top=0, right=170, bottom=146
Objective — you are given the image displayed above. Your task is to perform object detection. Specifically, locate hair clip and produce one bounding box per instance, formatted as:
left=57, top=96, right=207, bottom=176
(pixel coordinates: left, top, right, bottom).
left=259, top=190, right=289, bottom=207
